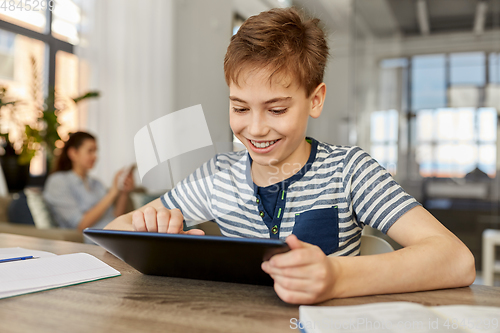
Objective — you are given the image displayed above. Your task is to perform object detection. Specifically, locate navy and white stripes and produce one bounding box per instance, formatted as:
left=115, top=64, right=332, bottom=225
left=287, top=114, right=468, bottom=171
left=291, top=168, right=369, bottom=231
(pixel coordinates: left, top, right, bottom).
left=161, top=138, right=420, bottom=256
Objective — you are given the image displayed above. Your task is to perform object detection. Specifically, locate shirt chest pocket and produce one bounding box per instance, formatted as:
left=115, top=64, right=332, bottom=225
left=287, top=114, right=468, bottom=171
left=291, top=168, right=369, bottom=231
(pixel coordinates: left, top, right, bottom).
left=292, top=206, right=339, bottom=255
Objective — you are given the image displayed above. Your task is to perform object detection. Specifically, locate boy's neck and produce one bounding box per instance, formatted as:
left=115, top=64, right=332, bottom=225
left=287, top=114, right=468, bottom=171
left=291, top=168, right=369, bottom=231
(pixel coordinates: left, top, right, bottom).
left=251, top=138, right=311, bottom=187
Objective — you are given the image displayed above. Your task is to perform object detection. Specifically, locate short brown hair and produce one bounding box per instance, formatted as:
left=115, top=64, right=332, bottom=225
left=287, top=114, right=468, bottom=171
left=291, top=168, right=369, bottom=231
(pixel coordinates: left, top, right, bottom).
left=224, top=7, right=329, bottom=97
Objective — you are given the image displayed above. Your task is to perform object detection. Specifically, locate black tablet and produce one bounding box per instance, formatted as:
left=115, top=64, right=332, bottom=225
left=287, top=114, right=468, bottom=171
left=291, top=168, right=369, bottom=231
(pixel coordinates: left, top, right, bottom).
left=83, top=229, right=290, bottom=286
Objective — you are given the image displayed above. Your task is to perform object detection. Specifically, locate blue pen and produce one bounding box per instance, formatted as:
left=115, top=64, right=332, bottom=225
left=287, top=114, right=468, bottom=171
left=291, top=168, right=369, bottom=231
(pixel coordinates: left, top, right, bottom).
left=0, top=256, right=35, bottom=263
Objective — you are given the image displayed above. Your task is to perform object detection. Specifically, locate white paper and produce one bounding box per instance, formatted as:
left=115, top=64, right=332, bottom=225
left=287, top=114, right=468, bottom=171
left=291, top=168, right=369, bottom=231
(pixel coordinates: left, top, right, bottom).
left=431, top=305, right=500, bottom=333
left=298, top=301, right=500, bottom=333
left=0, top=247, right=57, bottom=260
left=0, top=250, right=120, bottom=299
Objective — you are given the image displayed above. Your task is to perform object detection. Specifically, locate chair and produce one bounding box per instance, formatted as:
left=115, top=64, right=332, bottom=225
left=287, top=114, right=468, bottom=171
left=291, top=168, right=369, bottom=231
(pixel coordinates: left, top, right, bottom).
left=482, top=229, right=500, bottom=286
left=359, top=235, right=395, bottom=255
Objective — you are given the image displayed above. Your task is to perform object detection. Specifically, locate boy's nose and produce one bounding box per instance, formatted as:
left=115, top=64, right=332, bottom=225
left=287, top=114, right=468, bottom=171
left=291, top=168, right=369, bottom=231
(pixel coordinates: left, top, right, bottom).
left=247, top=112, right=270, bottom=137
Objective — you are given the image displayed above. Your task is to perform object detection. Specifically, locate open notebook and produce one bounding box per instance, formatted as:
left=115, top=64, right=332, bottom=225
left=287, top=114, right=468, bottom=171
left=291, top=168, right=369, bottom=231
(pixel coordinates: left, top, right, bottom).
left=299, top=301, right=500, bottom=333
left=0, top=247, right=120, bottom=299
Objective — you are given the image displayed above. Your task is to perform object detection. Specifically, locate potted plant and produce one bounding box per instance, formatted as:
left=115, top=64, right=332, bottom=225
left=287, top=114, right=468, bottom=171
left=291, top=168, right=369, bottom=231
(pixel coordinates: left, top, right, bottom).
left=0, top=61, right=99, bottom=192
left=0, top=85, right=28, bottom=192
left=28, top=87, right=100, bottom=172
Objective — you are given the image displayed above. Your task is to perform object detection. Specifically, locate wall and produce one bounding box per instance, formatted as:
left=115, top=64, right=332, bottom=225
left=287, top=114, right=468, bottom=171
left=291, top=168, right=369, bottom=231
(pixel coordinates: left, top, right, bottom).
left=78, top=0, right=233, bottom=191
left=168, top=0, right=233, bottom=188
left=307, top=33, right=353, bottom=146
left=294, top=0, right=354, bottom=146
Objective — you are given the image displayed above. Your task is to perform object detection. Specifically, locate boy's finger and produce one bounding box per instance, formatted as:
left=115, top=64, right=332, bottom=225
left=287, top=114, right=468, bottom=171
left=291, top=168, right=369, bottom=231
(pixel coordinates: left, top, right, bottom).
left=262, top=261, right=317, bottom=279
left=143, top=207, right=158, bottom=232
left=274, top=282, right=316, bottom=305
left=269, top=247, right=322, bottom=268
left=185, top=229, right=205, bottom=236
left=167, top=208, right=184, bottom=234
left=286, top=234, right=314, bottom=250
left=156, top=208, right=170, bottom=233
left=132, top=210, right=146, bottom=232
left=272, top=274, right=315, bottom=293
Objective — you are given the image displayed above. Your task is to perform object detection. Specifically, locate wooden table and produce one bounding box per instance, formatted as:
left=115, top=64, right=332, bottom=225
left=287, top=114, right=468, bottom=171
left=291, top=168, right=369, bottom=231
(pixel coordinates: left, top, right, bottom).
left=1, top=233, right=499, bottom=333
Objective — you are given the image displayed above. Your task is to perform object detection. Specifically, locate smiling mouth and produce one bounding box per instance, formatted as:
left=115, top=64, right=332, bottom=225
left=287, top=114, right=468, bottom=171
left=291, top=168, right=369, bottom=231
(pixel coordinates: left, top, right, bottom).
left=249, top=139, right=280, bottom=148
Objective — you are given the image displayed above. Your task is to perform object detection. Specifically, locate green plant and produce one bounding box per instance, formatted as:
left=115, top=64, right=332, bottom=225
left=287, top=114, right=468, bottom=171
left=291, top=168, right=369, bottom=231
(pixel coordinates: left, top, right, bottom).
left=0, top=85, right=23, bottom=158
left=23, top=88, right=100, bottom=168
left=0, top=56, right=100, bottom=170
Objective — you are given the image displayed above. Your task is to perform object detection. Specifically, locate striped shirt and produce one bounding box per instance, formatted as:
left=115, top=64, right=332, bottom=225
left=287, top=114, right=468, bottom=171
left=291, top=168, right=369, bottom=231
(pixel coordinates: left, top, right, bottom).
left=161, top=137, right=421, bottom=256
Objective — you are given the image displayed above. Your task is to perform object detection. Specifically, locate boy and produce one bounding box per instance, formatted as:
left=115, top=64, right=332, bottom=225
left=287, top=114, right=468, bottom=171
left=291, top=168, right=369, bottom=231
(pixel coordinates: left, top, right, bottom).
left=105, top=7, right=475, bottom=304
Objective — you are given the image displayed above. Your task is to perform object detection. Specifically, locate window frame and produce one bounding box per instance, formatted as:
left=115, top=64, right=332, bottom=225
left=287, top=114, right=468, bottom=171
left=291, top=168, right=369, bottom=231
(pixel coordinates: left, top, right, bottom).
left=376, top=52, right=498, bottom=178
left=0, top=8, right=74, bottom=184
left=0, top=9, right=74, bottom=98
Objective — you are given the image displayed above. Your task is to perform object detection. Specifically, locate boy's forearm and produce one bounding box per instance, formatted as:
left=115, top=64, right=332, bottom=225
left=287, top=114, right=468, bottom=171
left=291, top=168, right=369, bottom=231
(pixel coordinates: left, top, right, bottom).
left=328, top=234, right=475, bottom=299
left=104, top=212, right=135, bottom=231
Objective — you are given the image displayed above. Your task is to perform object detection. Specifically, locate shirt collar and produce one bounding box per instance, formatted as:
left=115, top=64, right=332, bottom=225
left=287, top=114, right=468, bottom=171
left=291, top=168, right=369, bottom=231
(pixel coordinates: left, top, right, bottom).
left=245, top=137, right=318, bottom=194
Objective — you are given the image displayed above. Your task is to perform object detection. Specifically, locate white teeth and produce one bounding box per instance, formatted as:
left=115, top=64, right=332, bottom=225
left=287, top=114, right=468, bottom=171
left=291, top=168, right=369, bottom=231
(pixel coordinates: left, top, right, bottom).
left=251, top=140, right=276, bottom=148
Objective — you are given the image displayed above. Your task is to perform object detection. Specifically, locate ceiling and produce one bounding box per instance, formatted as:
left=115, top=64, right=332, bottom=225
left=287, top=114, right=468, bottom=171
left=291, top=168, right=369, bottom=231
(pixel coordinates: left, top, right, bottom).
left=355, top=0, right=500, bottom=37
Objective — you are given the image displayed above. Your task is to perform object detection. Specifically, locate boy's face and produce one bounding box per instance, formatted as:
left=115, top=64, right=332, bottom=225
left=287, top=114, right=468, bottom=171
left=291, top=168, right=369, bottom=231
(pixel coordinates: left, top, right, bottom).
left=229, top=67, right=324, bottom=169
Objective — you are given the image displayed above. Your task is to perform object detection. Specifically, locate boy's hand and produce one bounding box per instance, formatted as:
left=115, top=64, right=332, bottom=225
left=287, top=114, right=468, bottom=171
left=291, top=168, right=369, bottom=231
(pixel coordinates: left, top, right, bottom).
left=261, top=234, right=336, bottom=304
left=132, top=207, right=205, bottom=235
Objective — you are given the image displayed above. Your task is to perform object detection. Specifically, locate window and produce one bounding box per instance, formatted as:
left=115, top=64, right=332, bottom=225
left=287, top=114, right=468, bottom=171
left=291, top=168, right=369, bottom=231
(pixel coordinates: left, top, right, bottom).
left=51, top=0, right=80, bottom=45
left=486, top=53, right=500, bottom=116
left=0, top=0, right=48, bottom=33
left=450, top=52, right=485, bottom=86
left=411, top=54, right=446, bottom=111
left=489, top=53, right=499, bottom=84
left=374, top=51, right=498, bottom=178
left=415, top=107, right=496, bottom=178
left=371, top=58, right=407, bottom=174
left=370, top=110, right=398, bottom=175
left=0, top=0, right=80, bottom=176
left=55, top=50, right=79, bottom=137
left=0, top=28, right=45, bottom=150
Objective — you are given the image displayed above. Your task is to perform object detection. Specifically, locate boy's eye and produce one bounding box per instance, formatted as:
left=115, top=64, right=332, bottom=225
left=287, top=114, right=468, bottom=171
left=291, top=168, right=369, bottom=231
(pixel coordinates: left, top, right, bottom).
left=270, top=108, right=288, bottom=115
left=232, top=107, right=248, bottom=113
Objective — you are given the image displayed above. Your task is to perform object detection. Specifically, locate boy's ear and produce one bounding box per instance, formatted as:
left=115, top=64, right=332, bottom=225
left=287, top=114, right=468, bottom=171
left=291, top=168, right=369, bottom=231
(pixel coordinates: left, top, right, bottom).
left=309, top=83, right=326, bottom=119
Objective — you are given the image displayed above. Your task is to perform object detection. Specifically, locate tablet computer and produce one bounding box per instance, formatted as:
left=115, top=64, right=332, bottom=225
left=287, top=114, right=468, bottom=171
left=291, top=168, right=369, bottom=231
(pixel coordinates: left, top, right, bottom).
left=83, top=229, right=290, bottom=286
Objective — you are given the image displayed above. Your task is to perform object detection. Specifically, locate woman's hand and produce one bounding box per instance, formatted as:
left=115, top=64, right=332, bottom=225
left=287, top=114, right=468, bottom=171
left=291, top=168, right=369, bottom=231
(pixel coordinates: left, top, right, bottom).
left=132, top=206, right=205, bottom=235
left=112, top=169, right=135, bottom=194
left=111, top=170, right=122, bottom=193
left=261, top=234, right=337, bottom=304
left=121, top=171, right=135, bottom=193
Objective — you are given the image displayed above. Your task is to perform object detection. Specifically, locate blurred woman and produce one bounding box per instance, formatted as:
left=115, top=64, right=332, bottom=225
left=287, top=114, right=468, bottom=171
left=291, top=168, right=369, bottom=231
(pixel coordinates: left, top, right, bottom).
left=43, top=131, right=134, bottom=232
